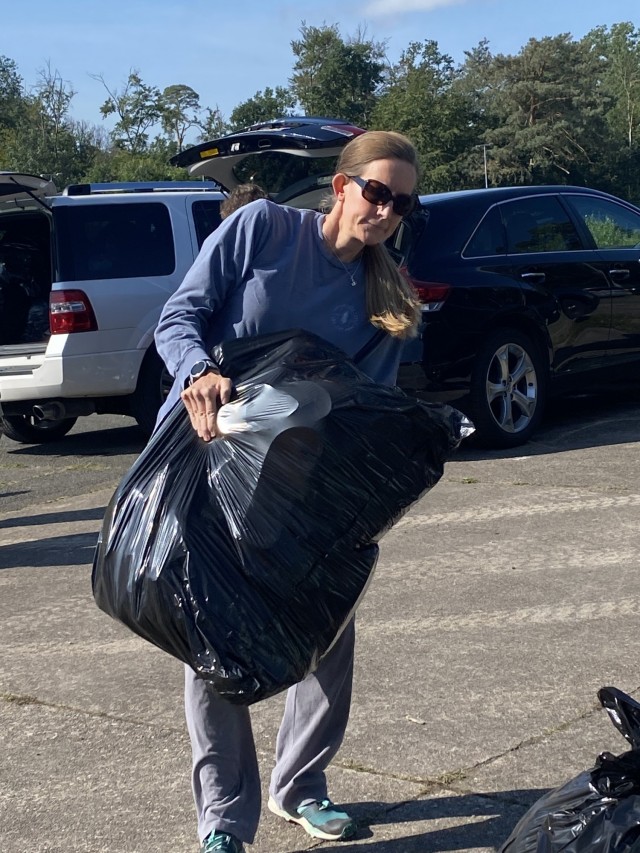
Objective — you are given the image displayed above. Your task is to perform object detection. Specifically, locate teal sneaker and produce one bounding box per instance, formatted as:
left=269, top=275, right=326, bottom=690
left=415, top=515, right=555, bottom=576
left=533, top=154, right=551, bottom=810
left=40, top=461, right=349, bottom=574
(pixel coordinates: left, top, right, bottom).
left=268, top=795, right=356, bottom=841
left=201, top=831, right=244, bottom=852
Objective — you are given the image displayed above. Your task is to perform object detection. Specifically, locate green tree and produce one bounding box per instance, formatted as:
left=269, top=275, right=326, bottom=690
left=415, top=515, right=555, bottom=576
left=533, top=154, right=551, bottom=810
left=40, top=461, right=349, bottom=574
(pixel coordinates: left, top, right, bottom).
left=94, top=70, right=162, bottom=154
left=66, top=120, right=110, bottom=183
left=197, top=106, right=226, bottom=142
left=1, top=63, right=102, bottom=187
left=160, top=84, right=201, bottom=151
left=589, top=23, right=640, bottom=148
left=452, top=39, right=502, bottom=187
left=585, top=23, right=640, bottom=200
left=478, top=34, right=608, bottom=186
left=372, top=40, right=476, bottom=192
left=228, top=86, right=295, bottom=131
left=33, top=62, right=76, bottom=168
left=0, top=56, right=27, bottom=168
left=4, top=109, right=102, bottom=188
left=289, top=22, right=386, bottom=126
left=83, top=136, right=188, bottom=182
left=0, top=56, right=24, bottom=131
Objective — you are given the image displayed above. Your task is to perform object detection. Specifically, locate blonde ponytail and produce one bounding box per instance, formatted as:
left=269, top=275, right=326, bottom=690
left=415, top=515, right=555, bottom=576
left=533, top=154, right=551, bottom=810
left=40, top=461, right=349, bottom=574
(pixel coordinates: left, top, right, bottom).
left=364, top=245, right=420, bottom=338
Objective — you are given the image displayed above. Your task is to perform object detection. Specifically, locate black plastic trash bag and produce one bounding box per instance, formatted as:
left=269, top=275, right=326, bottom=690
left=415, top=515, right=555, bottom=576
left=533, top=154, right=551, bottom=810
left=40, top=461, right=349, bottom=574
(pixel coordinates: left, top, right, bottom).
left=500, top=687, right=640, bottom=853
left=92, top=329, right=469, bottom=704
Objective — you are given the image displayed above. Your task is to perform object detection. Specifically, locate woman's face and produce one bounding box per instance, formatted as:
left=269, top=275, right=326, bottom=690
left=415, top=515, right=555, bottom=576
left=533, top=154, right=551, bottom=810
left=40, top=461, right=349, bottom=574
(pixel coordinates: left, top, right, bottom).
left=334, top=157, right=417, bottom=248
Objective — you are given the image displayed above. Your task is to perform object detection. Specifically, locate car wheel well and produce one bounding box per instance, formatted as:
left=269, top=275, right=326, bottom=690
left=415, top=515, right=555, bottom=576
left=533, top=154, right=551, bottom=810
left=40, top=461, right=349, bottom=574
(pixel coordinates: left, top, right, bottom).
left=466, top=325, right=548, bottom=448
left=484, top=318, right=550, bottom=368
left=130, top=344, right=173, bottom=438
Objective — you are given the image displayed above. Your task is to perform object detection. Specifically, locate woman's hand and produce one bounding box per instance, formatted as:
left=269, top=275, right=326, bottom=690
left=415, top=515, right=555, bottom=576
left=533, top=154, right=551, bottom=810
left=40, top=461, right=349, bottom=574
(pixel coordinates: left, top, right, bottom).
left=180, top=372, right=234, bottom=441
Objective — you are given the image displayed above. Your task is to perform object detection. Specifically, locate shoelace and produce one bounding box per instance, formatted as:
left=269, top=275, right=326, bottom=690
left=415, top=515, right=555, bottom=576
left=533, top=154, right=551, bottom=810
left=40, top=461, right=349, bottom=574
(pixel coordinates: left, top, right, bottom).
left=298, top=798, right=336, bottom=816
left=204, top=834, right=236, bottom=852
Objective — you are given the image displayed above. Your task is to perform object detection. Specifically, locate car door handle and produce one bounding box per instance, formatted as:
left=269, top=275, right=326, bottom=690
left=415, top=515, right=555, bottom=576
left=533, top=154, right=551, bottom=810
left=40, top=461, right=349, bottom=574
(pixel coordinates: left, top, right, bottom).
left=520, top=272, right=546, bottom=283
left=609, top=268, right=630, bottom=281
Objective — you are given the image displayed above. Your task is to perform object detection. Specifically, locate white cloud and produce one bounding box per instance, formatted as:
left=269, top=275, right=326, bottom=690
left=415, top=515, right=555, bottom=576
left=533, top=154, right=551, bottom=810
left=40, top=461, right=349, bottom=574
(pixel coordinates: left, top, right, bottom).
left=363, top=0, right=469, bottom=15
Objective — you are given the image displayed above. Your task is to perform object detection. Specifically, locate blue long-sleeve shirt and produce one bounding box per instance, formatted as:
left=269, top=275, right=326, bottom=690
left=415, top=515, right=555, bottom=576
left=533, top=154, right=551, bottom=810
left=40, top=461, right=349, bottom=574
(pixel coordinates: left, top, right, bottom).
left=155, top=199, right=402, bottom=417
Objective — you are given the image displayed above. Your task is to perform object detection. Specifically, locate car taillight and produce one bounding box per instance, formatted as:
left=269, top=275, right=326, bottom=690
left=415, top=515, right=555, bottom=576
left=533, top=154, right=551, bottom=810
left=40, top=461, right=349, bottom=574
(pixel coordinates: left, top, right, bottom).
left=401, top=268, right=451, bottom=312
left=50, top=290, right=98, bottom=333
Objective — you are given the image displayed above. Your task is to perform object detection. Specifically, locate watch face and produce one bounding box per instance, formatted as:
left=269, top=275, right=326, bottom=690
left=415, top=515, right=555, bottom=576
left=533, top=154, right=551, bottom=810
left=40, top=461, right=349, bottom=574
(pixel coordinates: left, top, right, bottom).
left=191, top=361, right=207, bottom=377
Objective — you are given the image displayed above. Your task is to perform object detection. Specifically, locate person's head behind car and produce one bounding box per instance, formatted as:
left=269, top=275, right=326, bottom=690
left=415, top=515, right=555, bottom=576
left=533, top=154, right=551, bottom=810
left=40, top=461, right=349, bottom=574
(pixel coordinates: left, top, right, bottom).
left=220, top=183, right=269, bottom=219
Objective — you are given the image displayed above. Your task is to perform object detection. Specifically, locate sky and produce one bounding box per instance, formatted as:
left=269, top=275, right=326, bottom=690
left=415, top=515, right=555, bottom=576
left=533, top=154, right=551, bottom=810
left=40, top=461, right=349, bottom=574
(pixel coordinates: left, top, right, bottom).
left=3, top=0, right=639, bottom=140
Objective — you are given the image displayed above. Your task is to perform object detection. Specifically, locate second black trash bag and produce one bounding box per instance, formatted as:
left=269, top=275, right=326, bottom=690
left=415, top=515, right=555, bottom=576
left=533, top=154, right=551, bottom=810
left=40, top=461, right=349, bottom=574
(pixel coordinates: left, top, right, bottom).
left=500, top=687, right=640, bottom=853
left=92, top=329, right=468, bottom=704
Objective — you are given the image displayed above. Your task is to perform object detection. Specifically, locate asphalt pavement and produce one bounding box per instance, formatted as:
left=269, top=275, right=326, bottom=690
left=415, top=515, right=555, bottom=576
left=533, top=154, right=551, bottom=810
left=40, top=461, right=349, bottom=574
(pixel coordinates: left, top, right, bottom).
left=2, top=395, right=640, bottom=852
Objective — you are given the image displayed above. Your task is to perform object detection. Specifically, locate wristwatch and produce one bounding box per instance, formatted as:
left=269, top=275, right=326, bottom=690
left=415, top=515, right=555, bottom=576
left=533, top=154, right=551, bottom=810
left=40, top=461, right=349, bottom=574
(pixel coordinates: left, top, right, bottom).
left=188, top=359, right=218, bottom=385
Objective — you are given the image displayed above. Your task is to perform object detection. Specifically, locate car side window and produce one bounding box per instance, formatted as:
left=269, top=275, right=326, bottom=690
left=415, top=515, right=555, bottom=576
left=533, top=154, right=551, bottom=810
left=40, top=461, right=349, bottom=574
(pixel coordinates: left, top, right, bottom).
left=192, top=200, right=223, bottom=249
left=567, top=195, right=640, bottom=249
left=56, top=202, right=175, bottom=281
left=464, top=206, right=506, bottom=257
left=501, top=197, right=583, bottom=254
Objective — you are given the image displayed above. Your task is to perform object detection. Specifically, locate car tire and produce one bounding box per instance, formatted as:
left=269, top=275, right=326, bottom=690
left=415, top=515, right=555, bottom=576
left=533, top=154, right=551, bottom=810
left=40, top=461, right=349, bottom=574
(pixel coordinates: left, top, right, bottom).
left=131, top=345, right=173, bottom=438
left=0, top=414, right=78, bottom=444
left=467, top=328, right=547, bottom=448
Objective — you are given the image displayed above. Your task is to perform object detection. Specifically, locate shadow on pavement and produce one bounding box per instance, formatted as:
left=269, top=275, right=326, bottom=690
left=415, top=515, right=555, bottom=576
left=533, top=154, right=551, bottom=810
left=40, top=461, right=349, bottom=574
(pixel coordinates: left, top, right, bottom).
left=0, top=530, right=99, bottom=570
left=455, top=391, right=640, bottom=462
left=0, top=506, right=106, bottom=530
left=307, top=789, right=546, bottom=851
left=1, top=424, right=146, bottom=458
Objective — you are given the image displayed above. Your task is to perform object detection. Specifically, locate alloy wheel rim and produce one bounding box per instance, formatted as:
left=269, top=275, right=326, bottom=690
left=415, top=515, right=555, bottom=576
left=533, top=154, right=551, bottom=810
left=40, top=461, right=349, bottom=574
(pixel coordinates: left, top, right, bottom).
left=485, top=342, right=537, bottom=434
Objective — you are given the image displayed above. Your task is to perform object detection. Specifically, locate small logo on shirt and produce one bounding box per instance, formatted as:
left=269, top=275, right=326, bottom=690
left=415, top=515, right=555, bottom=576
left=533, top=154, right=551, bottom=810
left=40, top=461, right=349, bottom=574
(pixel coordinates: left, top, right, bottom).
left=331, top=304, right=360, bottom=331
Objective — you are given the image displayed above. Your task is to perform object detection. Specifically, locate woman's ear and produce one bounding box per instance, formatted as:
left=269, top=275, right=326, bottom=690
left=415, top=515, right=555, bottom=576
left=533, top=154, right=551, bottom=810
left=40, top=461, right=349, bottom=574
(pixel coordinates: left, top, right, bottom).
left=332, top=172, right=348, bottom=200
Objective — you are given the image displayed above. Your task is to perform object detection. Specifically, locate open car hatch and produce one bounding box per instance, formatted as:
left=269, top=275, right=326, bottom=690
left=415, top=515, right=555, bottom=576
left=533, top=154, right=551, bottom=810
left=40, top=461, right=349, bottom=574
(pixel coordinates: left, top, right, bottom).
left=0, top=173, right=57, bottom=208
left=171, top=117, right=365, bottom=208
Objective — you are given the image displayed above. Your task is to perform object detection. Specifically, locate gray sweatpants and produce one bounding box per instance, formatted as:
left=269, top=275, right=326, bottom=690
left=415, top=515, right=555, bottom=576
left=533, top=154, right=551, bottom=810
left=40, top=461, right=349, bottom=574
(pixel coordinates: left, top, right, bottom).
left=184, top=619, right=355, bottom=844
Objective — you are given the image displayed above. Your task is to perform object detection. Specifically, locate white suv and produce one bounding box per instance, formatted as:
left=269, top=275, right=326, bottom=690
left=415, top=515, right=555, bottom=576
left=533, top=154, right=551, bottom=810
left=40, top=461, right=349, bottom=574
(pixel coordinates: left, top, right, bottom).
left=0, top=118, right=366, bottom=443
left=0, top=174, right=226, bottom=441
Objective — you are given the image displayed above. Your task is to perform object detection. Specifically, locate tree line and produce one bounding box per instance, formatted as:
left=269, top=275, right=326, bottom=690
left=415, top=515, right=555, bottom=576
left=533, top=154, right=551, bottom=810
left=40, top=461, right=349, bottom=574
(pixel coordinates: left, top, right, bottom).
left=1, top=20, right=640, bottom=201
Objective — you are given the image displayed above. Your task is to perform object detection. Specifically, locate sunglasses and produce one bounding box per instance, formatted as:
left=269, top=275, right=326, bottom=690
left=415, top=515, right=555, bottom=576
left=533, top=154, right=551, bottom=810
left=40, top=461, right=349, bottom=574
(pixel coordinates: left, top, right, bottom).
left=349, top=175, right=417, bottom=216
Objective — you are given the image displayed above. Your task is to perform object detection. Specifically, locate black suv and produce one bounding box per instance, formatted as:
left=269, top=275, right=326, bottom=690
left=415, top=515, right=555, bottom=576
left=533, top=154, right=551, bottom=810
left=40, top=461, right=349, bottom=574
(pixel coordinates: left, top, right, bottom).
left=393, top=185, right=640, bottom=447
left=174, top=120, right=640, bottom=449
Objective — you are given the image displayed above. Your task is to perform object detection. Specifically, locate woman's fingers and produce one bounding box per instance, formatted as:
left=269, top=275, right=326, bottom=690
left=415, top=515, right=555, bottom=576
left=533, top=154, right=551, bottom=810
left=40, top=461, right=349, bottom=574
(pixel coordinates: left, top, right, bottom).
left=181, top=373, right=234, bottom=441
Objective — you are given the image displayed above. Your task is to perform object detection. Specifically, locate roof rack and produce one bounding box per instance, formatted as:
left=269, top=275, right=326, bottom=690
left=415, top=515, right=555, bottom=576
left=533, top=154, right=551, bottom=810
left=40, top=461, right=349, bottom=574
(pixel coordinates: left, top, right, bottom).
left=62, top=180, right=221, bottom=196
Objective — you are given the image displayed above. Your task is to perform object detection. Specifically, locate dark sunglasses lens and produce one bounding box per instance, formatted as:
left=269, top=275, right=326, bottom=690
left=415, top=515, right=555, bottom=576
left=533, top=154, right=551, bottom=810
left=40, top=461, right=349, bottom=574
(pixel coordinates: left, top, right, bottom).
left=361, top=179, right=415, bottom=216
left=392, top=195, right=416, bottom=216
left=361, top=179, right=392, bottom=206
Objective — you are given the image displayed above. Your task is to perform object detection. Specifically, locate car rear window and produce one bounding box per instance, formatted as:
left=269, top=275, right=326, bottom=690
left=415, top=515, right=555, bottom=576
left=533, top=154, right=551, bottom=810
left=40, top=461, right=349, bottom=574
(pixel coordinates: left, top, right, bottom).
left=567, top=195, right=640, bottom=249
left=232, top=151, right=337, bottom=195
left=55, top=202, right=175, bottom=281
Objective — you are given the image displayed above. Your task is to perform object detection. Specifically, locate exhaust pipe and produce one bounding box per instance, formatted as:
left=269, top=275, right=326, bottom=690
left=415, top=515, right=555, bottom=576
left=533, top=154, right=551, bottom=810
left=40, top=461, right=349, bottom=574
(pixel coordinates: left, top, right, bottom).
left=33, top=401, right=67, bottom=421
left=31, top=399, right=96, bottom=420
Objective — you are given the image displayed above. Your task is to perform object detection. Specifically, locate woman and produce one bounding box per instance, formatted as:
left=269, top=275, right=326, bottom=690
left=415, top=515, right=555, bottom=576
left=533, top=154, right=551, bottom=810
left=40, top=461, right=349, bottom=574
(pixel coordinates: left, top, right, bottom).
left=155, top=130, right=420, bottom=853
